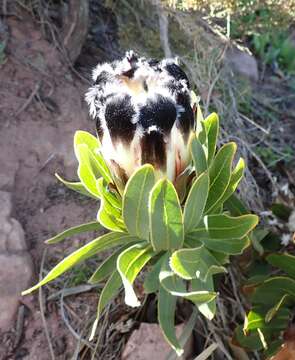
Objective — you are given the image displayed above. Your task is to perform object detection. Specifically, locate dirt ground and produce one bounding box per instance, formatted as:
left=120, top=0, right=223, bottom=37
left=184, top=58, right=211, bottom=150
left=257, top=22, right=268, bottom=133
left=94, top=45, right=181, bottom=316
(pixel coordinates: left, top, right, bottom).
left=0, top=13, right=101, bottom=359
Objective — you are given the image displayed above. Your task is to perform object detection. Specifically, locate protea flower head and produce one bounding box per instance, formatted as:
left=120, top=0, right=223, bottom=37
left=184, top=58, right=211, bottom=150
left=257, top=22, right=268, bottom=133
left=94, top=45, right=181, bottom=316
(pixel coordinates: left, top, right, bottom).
left=85, top=50, right=196, bottom=186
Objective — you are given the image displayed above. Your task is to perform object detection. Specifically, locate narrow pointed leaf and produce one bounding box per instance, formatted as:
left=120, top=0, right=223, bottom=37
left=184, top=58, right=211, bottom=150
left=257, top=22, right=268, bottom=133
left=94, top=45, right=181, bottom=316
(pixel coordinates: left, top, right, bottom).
left=55, top=173, right=98, bottom=199
left=196, top=105, right=205, bottom=142
left=22, top=232, right=138, bottom=295
left=203, top=112, right=219, bottom=164
left=117, top=243, right=154, bottom=307
left=97, top=270, right=122, bottom=318
left=205, top=142, right=236, bottom=214
left=123, top=165, right=155, bottom=240
left=184, top=172, right=209, bottom=233
left=158, top=284, right=183, bottom=356
left=191, top=136, right=207, bottom=175
left=215, top=158, right=245, bottom=209
left=170, top=245, right=226, bottom=281
left=90, top=270, right=122, bottom=340
left=45, top=221, right=102, bottom=244
left=265, top=295, right=290, bottom=323
left=149, top=179, right=184, bottom=251
left=88, top=246, right=129, bottom=284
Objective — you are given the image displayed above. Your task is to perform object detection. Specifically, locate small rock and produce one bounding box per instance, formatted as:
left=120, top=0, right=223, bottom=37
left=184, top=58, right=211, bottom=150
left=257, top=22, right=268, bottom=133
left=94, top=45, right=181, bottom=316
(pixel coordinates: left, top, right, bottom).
left=0, top=191, right=27, bottom=252
left=121, top=323, right=193, bottom=360
left=0, top=253, right=34, bottom=332
left=0, top=191, right=12, bottom=218
left=225, top=47, right=259, bottom=82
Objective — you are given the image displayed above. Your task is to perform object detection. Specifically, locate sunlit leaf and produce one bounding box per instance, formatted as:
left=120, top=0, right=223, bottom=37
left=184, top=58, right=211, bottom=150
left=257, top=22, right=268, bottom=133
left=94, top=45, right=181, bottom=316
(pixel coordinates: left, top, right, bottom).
left=22, top=232, right=139, bottom=295
left=45, top=221, right=102, bottom=244
left=192, top=276, right=216, bottom=320
left=183, top=172, right=209, bottom=233
left=202, top=214, right=259, bottom=239
left=244, top=306, right=290, bottom=332
left=74, top=130, right=100, bottom=159
left=55, top=173, right=98, bottom=199
left=88, top=246, right=130, bottom=284
left=187, top=231, right=250, bottom=255
left=170, top=245, right=226, bottom=281
left=216, top=158, right=245, bottom=207
left=123, top=165, right=155, bottom=240
left=159, top=258, right=216, bottom=305
left=76, top=144, right=101, bottom=197
left=97, top=178, right=124, bottom=232
left=149, top=179, right=184, bottom=251
left=90, top=270, right=122, bottom=340
left=117, top=243, right=154, bottom=307
left=191, top=135, right=207, bottom=175
left=203, top=112, right=219, bottom=165
left=205, top=142, right=236, bottom=214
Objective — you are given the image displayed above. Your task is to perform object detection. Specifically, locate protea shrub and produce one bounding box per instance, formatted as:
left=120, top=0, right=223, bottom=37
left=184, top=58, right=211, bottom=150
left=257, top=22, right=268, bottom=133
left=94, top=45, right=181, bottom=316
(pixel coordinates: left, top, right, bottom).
left=23, top=51, right=258, bottom=356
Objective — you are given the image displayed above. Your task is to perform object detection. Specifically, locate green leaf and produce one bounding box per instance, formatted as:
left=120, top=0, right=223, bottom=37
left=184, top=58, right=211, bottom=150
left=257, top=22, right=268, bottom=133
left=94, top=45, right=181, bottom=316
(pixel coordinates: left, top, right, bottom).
left=251, top=276, right=295, bottom=305
left=266, top=253, right=295, bottom=278
left=149, top=179, right=184, bottom=251
left=158, top=284, right=183, bottom=356
left=265, top=295, right=290, bottom=322
left=90, top=270, right=122, bottom=340
left=76, top=144, right=102, bottom=197
left=170, top=245, right=226, bottom=281
left=45, top=221, right=102, bottom=244
left=205, top=142, right=237, bottom=214
left=22, top=232, right=139, bottom=295
left=202, top=214, right=259, bottom=239
left=55, top=173, right=98, bottom=199
left=97, top=178, right=124, bottom=232
left=191, top=276, right=216, bottom=320
left=88, top=246, right=129, bottom=284
left=217, top=157, right=245, bottom=205
left=186, top=231, right=250, bottom=255
left=159, top=259, right=216, bottom=305
left=97, top=270, right=122, bottom=318
left=196, top=105, right=206, bottom=143
left=144, top=255, right=165, bottom=294
left=123, top=165, right=155, bottom=240
left=234, top=325, right=264, bottom=351
left=224, top=194, right=248, bottom=216
left=244, top=306, right=290, bottom=332
left=203, top=112, right=219, bottom=165
left=191, top=136, right=207, bottom=175
left=74, top=130, right=101, bottom=159
left=183, top=172, right=209, bottom=233
left=117, top=243, right=154, bottom=307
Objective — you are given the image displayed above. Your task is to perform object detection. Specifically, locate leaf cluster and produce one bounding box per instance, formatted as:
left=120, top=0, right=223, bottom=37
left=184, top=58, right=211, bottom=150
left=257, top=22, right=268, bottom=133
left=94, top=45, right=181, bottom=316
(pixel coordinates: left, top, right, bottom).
left=23, top=110, right=259, bottom=355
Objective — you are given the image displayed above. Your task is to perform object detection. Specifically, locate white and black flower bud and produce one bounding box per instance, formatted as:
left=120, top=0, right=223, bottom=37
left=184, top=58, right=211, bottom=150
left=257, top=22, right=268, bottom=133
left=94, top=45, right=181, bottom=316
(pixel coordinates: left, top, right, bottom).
left=85, top=50, right=196, bottom=184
